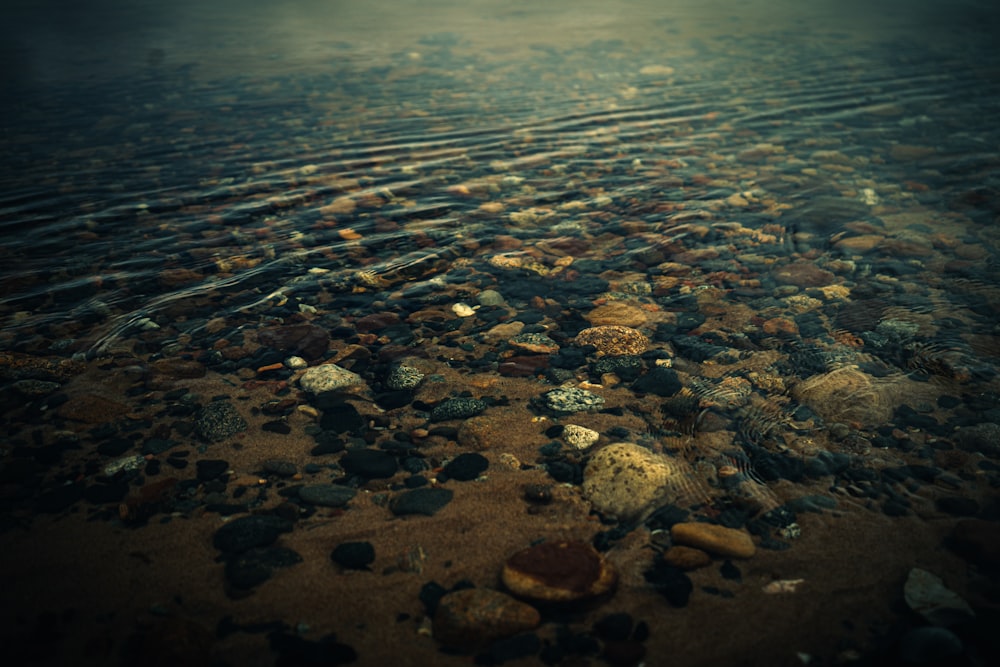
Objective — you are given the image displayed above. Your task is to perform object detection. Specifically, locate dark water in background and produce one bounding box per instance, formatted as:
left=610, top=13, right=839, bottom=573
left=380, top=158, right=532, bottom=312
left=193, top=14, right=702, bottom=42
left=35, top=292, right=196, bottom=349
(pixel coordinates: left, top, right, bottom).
left=1, top=0, right=999, bottom=363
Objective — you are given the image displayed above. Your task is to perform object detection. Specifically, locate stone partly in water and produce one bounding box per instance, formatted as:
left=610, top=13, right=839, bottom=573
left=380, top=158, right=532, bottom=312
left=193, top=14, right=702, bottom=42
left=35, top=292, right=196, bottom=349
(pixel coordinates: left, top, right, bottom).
left=541, top=387, right=605, bottom=413
left=574, top=325, right=649, bottom=356
left=299, top=363, right=364, bottom=394
left=501, top=539, right=618, bottom=604
left=432, top=587, right=541, bottom=648
left=670, top=522, right=757, bottom=559
left=196, top=400, right=248, bottom=442
left=582, top=442, right=699, bottom=523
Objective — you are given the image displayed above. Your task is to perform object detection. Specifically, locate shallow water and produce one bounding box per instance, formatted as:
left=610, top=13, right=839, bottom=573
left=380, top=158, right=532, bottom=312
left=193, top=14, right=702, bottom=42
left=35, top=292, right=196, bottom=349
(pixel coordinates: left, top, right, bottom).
left=2, top=1, right=1000, bottom=665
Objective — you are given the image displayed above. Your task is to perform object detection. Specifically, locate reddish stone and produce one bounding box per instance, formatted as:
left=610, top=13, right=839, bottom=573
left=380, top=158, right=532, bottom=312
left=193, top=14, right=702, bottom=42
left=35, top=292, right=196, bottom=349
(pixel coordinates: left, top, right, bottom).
left=355, top=312, right=401, bottom=333
left=772, top=261, right=835, bottom=288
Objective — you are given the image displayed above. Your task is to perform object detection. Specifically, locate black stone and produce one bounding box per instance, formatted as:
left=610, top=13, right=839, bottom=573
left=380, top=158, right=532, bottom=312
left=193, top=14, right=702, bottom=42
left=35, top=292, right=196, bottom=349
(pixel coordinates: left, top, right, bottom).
left=340, top=448, right=398, bottom=479
left=720, top=560, right=742, bottom=581
left=643, top=561, right=692, bottom=607
left=36, top=482, right=84, bottom=513
left=389, top=487, right=454, bottom=516
left=267, top=630, right=357, bottom=665
left=319, top=403, right=365, bottom=434
left=442, top=452, right=489, bottom=481
left=262, top=420, right=291, bottom=435
left=196, top=459, right=230, bottom=481
left=142, top=438, right=179, bottom=455
left=84, top=481, right=129, bottom=504
left=631, top=367, right=682, bottom=397
left=97, top=438, right=133, bottom=456
left=330, top=541, right=375, bottom=570
left=226, top=546, right=302, bottom=589
left=298, top=484, right=356, bottom=508
left=213, top=514, right=293, bottom=553
left=935, top=496, right=980, bottom=516
left=593, top=613, right=634, bottom=642
left=478, top=633, right=542, bottom=664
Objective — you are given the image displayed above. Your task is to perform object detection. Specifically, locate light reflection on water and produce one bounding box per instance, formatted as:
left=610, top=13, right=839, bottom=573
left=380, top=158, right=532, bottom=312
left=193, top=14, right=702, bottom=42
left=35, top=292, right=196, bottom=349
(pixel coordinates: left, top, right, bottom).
left=0, top=0, right=997, bottom=365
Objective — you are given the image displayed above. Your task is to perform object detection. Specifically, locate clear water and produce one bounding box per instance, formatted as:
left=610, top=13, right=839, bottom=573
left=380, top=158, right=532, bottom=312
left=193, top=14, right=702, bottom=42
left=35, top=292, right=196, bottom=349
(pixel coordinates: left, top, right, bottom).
left=3, top=0, right=998, bottom=362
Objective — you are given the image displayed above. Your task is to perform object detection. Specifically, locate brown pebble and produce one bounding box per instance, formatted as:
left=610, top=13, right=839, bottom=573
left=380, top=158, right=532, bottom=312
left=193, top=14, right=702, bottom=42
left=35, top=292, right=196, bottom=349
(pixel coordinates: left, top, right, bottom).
left=501, top=540, right=617, bottom=603
left=670, top=522, right=756, bottom=559
left=432, top=588, right=540, bottom=648
left=662, top=545, right=712, bottom=570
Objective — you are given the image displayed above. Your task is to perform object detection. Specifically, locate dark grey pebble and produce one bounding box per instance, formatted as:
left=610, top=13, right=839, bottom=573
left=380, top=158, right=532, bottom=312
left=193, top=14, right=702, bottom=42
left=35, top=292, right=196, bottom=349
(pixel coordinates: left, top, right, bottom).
left=226, top=546, right=302, bottom=589
left=389, top=487, right=454, bottom=516
left=340, top=449, right=398, bottom=479
left=953, top=423, right=1000, bottom=457
left=442, top=452, right=489, bottom=481
left=430, top=397, right=486, bottom=421
left=593, top=612, right=634, bottom=642
left=196, top=400, right=248, bottom=442
left=262, top=420, right=291, bottom=435
left=330, top=541, right=375, bottom=570
left=262, top=459, right=298, bottom=477
left=298, top=484, right=356, bottom=507
left=196, top=459, right=229, bottom=481
left=213, top=515, right=293, bottom=553
left=631, top=366, right=682, bottom=397
left=593, top=355, right=643, bottom=381
left=935, top=496, right=980, bottom=516
left=268, top=631, right=357, bottom=665
left=787, top=494, right=838, bottom=513
left=643, top=561, right=692, bottom=607
left=142, top=438, right=179, bottom=455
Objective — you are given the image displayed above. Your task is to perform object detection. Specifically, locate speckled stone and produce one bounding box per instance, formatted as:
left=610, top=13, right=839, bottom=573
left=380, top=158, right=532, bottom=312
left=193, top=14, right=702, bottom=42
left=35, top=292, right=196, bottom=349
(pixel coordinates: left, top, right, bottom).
left=541, top=387, right=604, bottom=413
left=433, top=588, right=541, bottom=648
left=509, top=332, right=560, bottom=355
left=299, top=363, right=364, bottom=394
left=574, top=325, right=649, bottom=356
left=430, top=397, right=487, bottom=422
left=562, top=424, right=600, bottom=450
left=670, top=522, right=756, bottom=559
left=501, top=539, right=618, bottom=603
left=582, top=443, right=688, bottom=523
left=386, top=364, right=424, bottom=390
left=196, top=400, right=248, bottom=442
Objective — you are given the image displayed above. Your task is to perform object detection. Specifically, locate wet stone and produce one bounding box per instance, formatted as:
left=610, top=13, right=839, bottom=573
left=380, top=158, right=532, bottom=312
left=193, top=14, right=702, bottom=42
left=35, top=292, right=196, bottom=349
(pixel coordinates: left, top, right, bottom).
left=432, top=587, right=541, bottom=648
left=631, top=366, right=682, bottom=397
left=261, top=459, right=298, bottom=477
left=562, top=424, right=599, bottom=450
left=340, top=448, right=398, bottom=479
left=385, top=364, right=424, bottom=390
left=952, top=423, right=1000, bottom=457
left=298, top=484, right=356, bottom=507
left=257, top=323, right=330, bottom=361
left=225, top=546, right=302, bottom=589
left=389, top=487, right=454, bottom=516
left=671, top=522, right=756, bottom=559
left=196, top=459, right=230, bottom=481
left=904, top=567, right=975, bottom=626
left=509, top=332, right=560, bottom=355
left=575, top=325, right=649, bottom=356
left=11, top=379, right=60, bottom=398
left=592, top=355, right=643, bottom=381
left=299, top=363, right=364, bottom=394
left=430, top=397, right=486, bottom=422
left=196, top=400, right=248, bottom=442
left=213, top=515, right=294, bottom=554
left=442, top=452, right=489, bottom=481
left=582, top=443, right=687, bottom=523
left=502, top=539, right=617, bottom=604
left=541, top=387, right=604, bottom=413
left=330, top=541, right=375, bottom=570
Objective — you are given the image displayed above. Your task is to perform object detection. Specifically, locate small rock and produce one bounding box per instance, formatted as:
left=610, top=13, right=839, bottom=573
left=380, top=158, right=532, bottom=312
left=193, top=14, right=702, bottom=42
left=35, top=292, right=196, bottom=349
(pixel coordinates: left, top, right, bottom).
left=477, top=289, right=506, bottom=306
left=389, top=487, right=454, bottom=516
left=432, top=588, right=541, bottom=648
left=452, top=302, right=476, bottom=317
left=442, top=452, right=489, bottom=481
left=582, top=443, right=690, bottom=523
left=501, top=539, right=617, bottom=603
left=903, top=568, right=975, bottom=626
left=575, top=325, right=649, bottom=356
left=631, top=367, right=682, bottom=397
left=330, top=541, right=375, bottom=570
left=11, top=379, right=61, bottom=398
left=226, top=546, right=302, bottom=589
left=509, top=333, right=560, bottom=355
left=562, top=424, right=600, bottom=450
left=261, top=459, right=298, bottom=477
left=298, top=484, right=357, bottom=507
left=284, top=356, right=308, bottom=370
left=196, top=400, right=248, bottom=442
left=213, top=515, right=294, bottom=554
left=386, top=364, right=424, bottom=390
left=898, top=626, right=963, bottom=664
left=670, top=523, right=756, bottom=559
left=541, top=387, right=604, bottom=413
left=662, top=546, right=712, bottom=570
left=430, top=397, right=486, bottom=421
left=299, top=363, right=364, bottom=394
left=340, top=449, right=398, bottom=479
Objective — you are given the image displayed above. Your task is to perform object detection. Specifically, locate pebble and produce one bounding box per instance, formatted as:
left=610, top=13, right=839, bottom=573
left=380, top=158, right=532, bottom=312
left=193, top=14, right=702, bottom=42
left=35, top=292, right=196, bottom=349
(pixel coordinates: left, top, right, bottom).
left=575, top=325, right=649, bottom=356
left=952, top=423, right=1000, bottom=457
left=501, top=539, right=617, bottom=603
left=541, top=387, right=605, bottom=413
left=389, top=487, right=454, bottom=516
left=213, top=515, right=294, bottom=554
left=903, top=568, right=975, bottom=626
left=582, top=443, right=689, bottom=523
left=477, top=289, right=506, bottom=306
left=11, top=379, right=61, bottom=398
left=897, top=626, right=964, bottom=664
left=261, top=459, right=298, bottom=477
left=670, top=522, right=757, bottom=559
left=340, top=449, right=399, bottom=479
left=298, top=484, right=357, bottom=507
left=585, top=302, right=649, bottom=328
left=661, top=546, right=713, bottom=570
left=441, top=452, right=489, bottom=481
left=196, top=459, right=230, bottom=481
left=225, top=546, right=302, bottom=589
left=509, top=332, right=560, bottom=354
left=631, top=366, right=682, bottom=397
left=562, top=424, right=600, bottom=450
left=330, top=541, right=375, bottom=570
left=195, top=400, right=248, bottom=442
left=432, top=587, right=541, bottom=648
left=299, top=363, right=364, bottom=394
left=102, top=454, right=146, bottom=477
left=385, top=364, right=424, bottom=390
left=452, top=302, right=476, bottom=317
left=284, top=356, right=308, bottom=370
left=429, top=397, right=486, bottom=421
